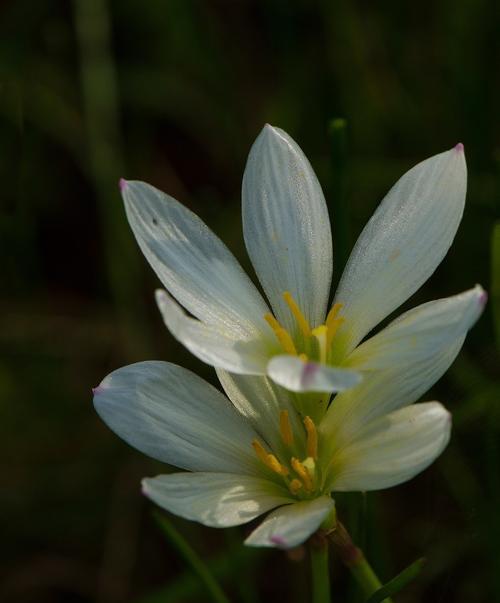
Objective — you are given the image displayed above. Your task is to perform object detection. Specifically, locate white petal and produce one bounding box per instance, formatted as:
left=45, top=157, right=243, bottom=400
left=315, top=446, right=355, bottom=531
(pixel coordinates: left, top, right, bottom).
left=330, top=402, right=451, bottom=492
left=216, top=370, right=306, bottom=457
left=321, top=338, right=463, bottom=454
left=321, top=286, right=486, bottom=449
left=122, top=180, right=269, bottom=338
left=242, top=125, right=333, bottom=332
left=93, top=361, right=260, bottom=475
left=267, top=355, right=362, bottom=393
left=334, top=145, right=467, bottom=355
left=156, top=289, right=269, bottom=374
left=346, top=285, right=486, bottom=370
left=244, top=496, right=335, bottom=549
left=142, top=473, right=292, bottom=527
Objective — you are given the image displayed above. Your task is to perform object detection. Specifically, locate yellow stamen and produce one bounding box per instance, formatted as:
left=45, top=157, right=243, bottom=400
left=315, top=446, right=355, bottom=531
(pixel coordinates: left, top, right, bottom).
left=291, top=457, right=313, bottom=491
left=283, top=291, right=311, bottom=337
left=264, top=313, right=297, bottom=355
left=326, top=303, right=345, bottom=348
left=298, top=353, right=308, bottom=363
left=326, top=302, right=342, bottom=325
left=279, top=410, right=294, bottom=446
left=303, top=416, right=318, bottom=459
left=289, top=479, right=303, bottom=495
left=267, top=454, right=289, bottom=476
left=311, top=325, right=328, bottom=364
left=252, top=439, right=289, bottom=476
left=252, top=439, right=269, bottom=465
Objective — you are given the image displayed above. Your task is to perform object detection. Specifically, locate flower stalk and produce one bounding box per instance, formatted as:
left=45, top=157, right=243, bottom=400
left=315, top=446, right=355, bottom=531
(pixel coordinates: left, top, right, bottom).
left=328, top=521, right=393, bottom=603
left=310, top=531, right=331, bottom=603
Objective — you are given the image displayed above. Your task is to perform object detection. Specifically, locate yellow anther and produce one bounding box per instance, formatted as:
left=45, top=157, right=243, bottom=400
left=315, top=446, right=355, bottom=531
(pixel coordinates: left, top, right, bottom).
left=291, top=457, right=313, bottom=491
left=279, top=410, right=294, bottom=446
left=252, top=439, right=270, bottom=465
left=289, top=479, right=303, bottom=495
left=252, top=439, right=289, bottom=476
left=312, top=325, right=328, bottom=364
left=326, top=303, right=345, bottom=348
left=326, top=302, right=343, bottom=325
left=303, top=416, right=318, bottom=460
left=267, top=454, right=289, bottom=476
left=298, top=353, right=308, bottom=363
left=283, top=291, right=311, bottom=337
left=264, top=314, right=298, bottom=355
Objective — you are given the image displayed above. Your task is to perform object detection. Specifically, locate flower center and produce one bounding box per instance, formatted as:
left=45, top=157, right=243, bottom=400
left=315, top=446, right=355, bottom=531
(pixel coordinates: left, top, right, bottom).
left=252, top=410, right=321, bottom=498
left=264, top=292, right=344, bottom=363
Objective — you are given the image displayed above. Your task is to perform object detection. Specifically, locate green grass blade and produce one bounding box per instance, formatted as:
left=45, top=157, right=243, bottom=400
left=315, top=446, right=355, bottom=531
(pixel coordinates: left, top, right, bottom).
left=364, top=558, right=426, bottom=603
left=152, top=511, right=231, bottom=603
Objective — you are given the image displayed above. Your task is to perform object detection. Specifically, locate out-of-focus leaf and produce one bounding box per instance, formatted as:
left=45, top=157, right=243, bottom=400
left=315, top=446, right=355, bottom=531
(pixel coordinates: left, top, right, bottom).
left=491, top=222, right=500, bottom=347
left=133, top=540, right=259, bottom=603
left=328, top=117, right=350, bottom=285
left=152, top=511, right=230, bottom=603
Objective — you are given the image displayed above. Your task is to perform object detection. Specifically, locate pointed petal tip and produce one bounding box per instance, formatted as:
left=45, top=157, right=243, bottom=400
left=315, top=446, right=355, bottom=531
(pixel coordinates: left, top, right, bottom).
left=454, top=142, right=464, bottom=153
left=269, top=535, right=287, bottom=548
left=478, top=288, right=488, bottom=307
left=92, top=386, right=102, bottom=396
left=119, top=178, right=128, bottom=192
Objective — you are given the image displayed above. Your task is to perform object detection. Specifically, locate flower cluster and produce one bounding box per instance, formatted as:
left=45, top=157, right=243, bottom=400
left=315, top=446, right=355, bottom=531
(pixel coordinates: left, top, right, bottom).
left=94, top=126, right=485, bottom=548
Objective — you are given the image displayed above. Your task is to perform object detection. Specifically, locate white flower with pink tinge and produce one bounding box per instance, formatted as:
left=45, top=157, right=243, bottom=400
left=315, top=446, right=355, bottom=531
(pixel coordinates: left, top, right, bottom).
left=94, top=352, right=457, bottom=549
left=119, top=126, right=484, bottom=402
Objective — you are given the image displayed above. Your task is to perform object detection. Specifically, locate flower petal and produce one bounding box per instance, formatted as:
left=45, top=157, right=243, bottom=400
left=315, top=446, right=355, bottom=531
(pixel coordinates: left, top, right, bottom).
left=242, top=125, right=333, bottom=332
left=122, top=180, right=269, bottom=338
left=244, top=496, right=335, bottom=549
left=93, top=361, right=260, bottom=475
left=321, top=286, right=486, bottom=449
left=329, top=402, right=451, bottom=492
left=142, top=473, right=292, bottom=527
left=321, top=339, right=462, bottom=454
left=267, top=355, right=362, bottom=393
left=333, top=145, right=467, bottom=355
left=345, top=285, right=486, bottom=370
left=216, top=370, right=306, bottom=457
left=156, top=289, right=269, bottom=374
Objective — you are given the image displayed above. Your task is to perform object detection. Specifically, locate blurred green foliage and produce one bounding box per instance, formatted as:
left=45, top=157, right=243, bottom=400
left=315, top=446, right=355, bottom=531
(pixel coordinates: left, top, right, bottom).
left=0, top=1, right=498, bottom=602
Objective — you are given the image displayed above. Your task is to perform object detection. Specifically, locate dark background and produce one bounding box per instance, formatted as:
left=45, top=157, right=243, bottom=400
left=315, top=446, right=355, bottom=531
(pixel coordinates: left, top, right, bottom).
left=1, top=1, right=499, bottom=602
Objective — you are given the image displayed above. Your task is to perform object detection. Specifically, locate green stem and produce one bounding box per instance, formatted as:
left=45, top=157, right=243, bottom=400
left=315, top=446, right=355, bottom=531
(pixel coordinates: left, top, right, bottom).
left=349, top=555, right=387, bottom=600
left=328, top=521, right=393, bottom=603
left=310, top=537, right=331, bottom=603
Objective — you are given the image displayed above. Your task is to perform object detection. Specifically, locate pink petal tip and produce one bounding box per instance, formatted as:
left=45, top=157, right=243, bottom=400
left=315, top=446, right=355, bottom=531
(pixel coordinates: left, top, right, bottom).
left=479, top=290, right=488, bottom=307
left=301, top=362, right=319, bottom=388
left=454, top=142, right=464, bottom=153
left=270, top=535, right=287, bottom=548
left=92, top=386, right=101, bottom=395
left=119, top=178, right=128, bottom=192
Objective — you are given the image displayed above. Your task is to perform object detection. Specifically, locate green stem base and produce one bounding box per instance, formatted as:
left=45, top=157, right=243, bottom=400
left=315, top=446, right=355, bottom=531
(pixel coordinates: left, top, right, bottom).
left=310, top=536, right=331, bottom=603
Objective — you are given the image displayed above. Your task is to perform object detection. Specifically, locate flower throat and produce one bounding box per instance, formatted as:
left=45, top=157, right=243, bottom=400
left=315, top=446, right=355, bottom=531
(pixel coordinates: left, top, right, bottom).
left=264, top=292, right=344, bottom=363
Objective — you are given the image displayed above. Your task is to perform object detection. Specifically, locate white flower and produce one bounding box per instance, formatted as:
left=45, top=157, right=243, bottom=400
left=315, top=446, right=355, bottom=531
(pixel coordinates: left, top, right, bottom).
left=93, top=335, right=469, bottom=549
left=120, top=126, right=477, bottom=396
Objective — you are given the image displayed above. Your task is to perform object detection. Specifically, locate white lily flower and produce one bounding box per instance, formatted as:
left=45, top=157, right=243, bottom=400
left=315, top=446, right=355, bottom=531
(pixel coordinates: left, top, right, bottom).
left=120, top=126, right=477, bottom=397
left=93, top=349, right=460, bottom=549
